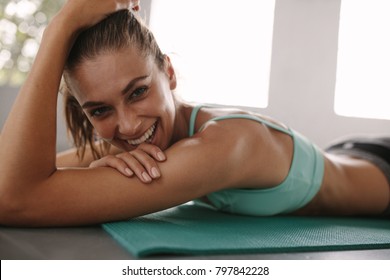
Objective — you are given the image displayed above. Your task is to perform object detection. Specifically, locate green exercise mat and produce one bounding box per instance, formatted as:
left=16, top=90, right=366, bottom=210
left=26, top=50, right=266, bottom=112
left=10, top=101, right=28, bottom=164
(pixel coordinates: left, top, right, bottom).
left=102, top=204, right=390, bottom=257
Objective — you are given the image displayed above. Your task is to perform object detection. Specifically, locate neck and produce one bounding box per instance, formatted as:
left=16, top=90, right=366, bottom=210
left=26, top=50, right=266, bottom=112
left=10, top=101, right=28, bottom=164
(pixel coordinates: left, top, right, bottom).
left=170, top=100, right=195, bottom=145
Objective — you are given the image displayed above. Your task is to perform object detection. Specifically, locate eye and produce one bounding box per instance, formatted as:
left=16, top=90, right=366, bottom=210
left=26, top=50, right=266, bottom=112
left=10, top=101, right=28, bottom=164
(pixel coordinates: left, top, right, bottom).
left=129, top=86, right=149, bottom=101
left=89, top=106, right=112, bottom=118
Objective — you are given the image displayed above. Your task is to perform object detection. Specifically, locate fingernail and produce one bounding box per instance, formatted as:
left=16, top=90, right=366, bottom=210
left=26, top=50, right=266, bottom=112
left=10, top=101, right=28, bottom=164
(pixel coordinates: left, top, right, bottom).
left=125, top=168, right=133, bottom=176
left=157, top=152, right=166, bottom=161
left=151, top=167, right=160, bottom=178
left=142, top=172, right=152, bottom=182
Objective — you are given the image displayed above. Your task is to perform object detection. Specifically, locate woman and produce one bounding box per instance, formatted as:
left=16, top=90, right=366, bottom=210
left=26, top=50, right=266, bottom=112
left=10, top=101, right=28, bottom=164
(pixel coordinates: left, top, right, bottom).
left=0, top=0, right=389, bottom=227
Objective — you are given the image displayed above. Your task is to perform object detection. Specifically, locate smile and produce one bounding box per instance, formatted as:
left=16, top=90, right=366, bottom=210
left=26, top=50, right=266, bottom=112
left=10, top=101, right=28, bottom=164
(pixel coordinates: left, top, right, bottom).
left=127, top=122, right=157, bottom=146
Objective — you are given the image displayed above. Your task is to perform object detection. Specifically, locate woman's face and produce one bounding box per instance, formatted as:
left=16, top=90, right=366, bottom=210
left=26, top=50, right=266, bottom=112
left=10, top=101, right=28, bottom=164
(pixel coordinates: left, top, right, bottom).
left=69, top=47, right=177, bottom=151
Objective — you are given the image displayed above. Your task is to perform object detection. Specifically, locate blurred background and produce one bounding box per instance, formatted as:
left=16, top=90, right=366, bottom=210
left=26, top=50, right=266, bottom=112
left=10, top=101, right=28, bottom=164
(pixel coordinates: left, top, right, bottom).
left=1, top=0, right=389, bottom=152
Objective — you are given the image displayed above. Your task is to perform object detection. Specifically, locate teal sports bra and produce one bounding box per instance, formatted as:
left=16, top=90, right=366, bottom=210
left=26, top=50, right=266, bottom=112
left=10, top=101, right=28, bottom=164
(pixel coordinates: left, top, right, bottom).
left=189, top=105, right=325, bottom=216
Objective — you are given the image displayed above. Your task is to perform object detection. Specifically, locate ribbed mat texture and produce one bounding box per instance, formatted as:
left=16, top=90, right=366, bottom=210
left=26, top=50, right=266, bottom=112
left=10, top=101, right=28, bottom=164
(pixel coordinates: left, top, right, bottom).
left=102, top=204, right=390, bottom=257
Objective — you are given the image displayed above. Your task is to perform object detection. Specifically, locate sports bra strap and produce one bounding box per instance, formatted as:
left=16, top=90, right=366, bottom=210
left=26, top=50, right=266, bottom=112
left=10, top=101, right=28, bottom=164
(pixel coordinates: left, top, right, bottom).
left=189, top=105, right=204, bottom=137
left=188, top=105, right=292, bottom=137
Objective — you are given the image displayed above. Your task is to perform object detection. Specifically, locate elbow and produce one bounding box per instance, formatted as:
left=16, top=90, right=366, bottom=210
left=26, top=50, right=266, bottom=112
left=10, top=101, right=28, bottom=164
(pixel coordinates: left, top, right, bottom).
left=0, top=181, right=27, bottom=226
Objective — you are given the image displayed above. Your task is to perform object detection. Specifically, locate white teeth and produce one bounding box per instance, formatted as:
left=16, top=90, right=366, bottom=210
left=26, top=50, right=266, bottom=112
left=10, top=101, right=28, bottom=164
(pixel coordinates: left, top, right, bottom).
left=127, top=123, right=156, bottom=146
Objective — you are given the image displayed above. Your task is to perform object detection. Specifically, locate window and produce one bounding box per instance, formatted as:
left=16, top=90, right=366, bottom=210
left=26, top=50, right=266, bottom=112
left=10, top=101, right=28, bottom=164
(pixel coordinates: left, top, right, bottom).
left=0, top=0, right=63, bottom=86
left=149, top=0, right=275, bottom=107
left=335, top=0, right=390, bottom=120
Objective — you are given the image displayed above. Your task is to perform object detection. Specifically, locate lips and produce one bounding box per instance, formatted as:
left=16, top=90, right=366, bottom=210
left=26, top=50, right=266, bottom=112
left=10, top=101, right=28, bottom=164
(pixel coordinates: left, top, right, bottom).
left=127, top=122, right=157, bottom=146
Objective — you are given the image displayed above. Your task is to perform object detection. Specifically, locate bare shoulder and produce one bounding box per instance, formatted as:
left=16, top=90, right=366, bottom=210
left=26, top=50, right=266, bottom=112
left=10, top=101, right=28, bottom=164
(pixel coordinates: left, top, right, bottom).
left=189, top=107, right=294, bottom=189
left=195, top=106, right=289, bottom=133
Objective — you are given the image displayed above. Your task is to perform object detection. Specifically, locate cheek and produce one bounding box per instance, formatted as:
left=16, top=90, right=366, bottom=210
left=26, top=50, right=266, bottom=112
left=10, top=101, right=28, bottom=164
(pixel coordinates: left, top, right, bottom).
left=154, top=82, right=175, bottom=110
left=90, top=120, right=116, bottom=140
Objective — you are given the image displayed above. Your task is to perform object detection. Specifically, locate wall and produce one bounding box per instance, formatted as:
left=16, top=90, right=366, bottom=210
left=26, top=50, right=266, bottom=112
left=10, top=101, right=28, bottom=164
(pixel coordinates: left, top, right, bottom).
left=261, top=0, right=389, bottom=148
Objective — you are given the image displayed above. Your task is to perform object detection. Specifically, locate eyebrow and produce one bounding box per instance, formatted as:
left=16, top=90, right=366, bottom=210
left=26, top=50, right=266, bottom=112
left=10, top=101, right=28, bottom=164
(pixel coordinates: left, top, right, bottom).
left=121, top=75, right=150, bottom=95
left=81, top=74, right=150, bottom=109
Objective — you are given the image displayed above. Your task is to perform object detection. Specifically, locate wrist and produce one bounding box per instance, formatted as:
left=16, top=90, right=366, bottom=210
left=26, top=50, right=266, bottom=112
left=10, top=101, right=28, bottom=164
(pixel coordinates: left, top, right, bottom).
left=48, top=3, right=86, bottom=39
left=43, top=14, right=81, bottom=56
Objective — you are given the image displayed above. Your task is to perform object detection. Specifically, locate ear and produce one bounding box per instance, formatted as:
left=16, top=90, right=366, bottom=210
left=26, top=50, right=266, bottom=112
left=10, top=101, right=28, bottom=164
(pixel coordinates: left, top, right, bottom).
left=164, top=55, right=177, bottom=90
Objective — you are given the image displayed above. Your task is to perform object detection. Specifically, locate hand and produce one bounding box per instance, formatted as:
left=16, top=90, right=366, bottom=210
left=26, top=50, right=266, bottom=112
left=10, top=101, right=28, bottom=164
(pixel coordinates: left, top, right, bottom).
left=130, top=0, right=141, bottom=11
left=89, top=143, right=166, bottom=183
left=58, top=0, right=141, bottom=31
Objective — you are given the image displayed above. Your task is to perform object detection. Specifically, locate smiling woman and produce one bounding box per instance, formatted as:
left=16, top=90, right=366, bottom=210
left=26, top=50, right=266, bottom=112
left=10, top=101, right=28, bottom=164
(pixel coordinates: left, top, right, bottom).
left=65, top=46, right=177, bottom=155
left=61, top=9, right=169, bottom=161
left=0, top=0, right=389, bottom=227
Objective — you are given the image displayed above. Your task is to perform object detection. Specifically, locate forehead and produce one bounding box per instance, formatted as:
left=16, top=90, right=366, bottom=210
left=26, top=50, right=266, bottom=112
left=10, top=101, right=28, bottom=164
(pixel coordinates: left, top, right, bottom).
left=71, top=47, right=155, bottom=102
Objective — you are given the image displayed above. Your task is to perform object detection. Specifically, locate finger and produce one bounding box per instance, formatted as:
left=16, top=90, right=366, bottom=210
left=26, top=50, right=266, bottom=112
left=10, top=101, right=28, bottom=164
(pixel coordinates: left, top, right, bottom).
left=130, top=150, right=162, bottom=179
left=116, top=152, right=160, bottom=182
left=115, top=0, right=133, bottom=10
left=130, top=0, right=140, bottom=11
left=117, top=152, right=157, bottom=182
left=90, top=156, right=134, bottom=177
left=137, top=143, right=166, bottom=162
left=115, top=0, right=139, bottom=11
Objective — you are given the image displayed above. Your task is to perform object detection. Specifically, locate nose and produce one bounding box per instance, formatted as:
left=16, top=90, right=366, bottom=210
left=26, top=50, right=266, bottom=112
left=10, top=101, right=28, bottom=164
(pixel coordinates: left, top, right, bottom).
left=116, top=107, right=141, bottom=137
